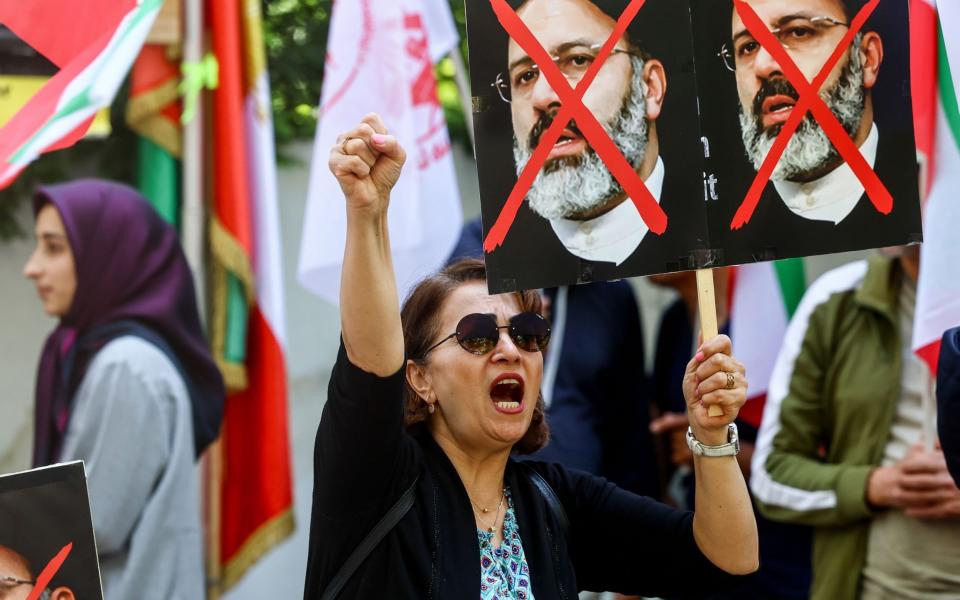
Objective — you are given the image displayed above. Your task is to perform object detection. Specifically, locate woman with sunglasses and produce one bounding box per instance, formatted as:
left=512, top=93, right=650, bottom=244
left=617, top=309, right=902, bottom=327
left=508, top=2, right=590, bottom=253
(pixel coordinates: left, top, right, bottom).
left=304, top=114, right=759, bottom=599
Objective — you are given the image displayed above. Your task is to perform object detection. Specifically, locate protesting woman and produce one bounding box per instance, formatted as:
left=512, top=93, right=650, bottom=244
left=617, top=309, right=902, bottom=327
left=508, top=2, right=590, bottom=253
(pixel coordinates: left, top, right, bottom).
left=304, top=114, right=759, bottom=599
left=23, top=180, right=224, bottom=600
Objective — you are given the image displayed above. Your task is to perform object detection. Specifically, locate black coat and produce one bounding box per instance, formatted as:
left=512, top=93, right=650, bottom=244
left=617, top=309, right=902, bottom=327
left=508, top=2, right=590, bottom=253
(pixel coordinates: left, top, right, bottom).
left=938, top=327, right=960, bottom=487
left=304, top=344, right=737, bottom=599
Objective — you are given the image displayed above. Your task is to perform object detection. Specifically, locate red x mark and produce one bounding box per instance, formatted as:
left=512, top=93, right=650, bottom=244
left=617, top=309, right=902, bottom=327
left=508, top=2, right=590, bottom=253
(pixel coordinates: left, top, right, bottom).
left=730, top=0, right=892, bottom=230
left=26, top=543, right=72, bottom=600
left=482, top=0, right=668, bottom=253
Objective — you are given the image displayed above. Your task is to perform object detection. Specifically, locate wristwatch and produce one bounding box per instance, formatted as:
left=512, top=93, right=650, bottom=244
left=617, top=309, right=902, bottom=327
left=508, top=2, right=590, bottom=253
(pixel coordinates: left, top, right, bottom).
left=686, top=423, right=740, bottom=457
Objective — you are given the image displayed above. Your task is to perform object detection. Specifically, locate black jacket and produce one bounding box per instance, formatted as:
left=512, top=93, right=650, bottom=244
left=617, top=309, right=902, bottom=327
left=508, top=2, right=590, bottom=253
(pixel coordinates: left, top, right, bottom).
left=304, top=343, right=736, bottom=599
left=938, top=327, right=960, bottom=487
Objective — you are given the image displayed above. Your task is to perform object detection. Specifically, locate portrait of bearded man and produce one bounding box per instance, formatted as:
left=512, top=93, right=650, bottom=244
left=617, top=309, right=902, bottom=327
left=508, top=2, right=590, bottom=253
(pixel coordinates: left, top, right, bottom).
left=506, top=0, right=666, bottom=267
left=713, top=0, right=921, bottom=264
left=468, top=0, right=708, bottom=293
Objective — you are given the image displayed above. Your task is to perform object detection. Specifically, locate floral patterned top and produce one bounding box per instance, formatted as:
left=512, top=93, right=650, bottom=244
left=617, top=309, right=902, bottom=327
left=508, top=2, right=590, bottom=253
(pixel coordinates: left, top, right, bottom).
left=478, top=487, right=534, bottom=599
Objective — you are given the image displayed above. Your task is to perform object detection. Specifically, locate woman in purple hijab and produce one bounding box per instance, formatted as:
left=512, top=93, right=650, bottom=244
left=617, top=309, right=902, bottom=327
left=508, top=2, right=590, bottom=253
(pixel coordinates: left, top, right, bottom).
left=23, top=179, right=224, bottom=600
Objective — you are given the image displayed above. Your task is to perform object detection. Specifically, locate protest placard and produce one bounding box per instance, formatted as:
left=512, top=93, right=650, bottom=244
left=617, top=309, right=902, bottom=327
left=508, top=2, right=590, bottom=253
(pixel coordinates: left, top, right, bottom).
left=467, top=0, right=921, bottom=293
left=0, top=462, right=102, bottom=600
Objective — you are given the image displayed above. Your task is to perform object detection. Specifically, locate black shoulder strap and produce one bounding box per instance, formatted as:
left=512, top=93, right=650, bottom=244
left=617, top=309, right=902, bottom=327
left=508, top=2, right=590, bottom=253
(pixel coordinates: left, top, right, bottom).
left=519, top=462, right=569, bottom=541
left=320, top=475, right=419, bottom=600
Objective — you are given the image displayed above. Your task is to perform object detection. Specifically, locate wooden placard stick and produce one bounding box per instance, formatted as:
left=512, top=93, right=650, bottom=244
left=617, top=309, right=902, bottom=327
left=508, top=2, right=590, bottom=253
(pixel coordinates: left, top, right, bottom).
left=696, top=269, right=724, bottom=417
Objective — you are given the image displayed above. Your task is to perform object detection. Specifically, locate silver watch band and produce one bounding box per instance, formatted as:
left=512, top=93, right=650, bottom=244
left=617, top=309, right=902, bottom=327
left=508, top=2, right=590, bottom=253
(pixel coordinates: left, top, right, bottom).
left=686, top=423, right=740, bottom=457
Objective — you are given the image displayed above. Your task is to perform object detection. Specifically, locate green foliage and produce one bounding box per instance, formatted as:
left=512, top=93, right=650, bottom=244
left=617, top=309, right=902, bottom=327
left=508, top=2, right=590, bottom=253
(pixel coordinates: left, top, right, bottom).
left=262, top=0, right=332, bottom=147
left=263, top=0, right=472, bottom=148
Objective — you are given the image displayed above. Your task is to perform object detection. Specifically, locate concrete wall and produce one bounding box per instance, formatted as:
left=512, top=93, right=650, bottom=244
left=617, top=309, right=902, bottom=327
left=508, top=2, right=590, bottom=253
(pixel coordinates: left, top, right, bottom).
left=0, top=208, right=55, bottom=472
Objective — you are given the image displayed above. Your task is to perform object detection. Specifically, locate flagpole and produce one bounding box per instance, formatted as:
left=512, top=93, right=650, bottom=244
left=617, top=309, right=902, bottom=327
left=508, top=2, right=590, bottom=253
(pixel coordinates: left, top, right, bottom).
left=182, top=0, right=207, bottom=325
left=448, top=48, right=475, bottom=149
left=182, top=0, right=220, bottom=597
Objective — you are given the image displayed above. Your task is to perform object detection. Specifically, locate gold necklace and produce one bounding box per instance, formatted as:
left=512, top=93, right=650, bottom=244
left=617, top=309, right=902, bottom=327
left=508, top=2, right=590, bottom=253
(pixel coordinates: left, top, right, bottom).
left=470, top=488, right=505, bottom=533
left=473, top=498, right=503, bottom=533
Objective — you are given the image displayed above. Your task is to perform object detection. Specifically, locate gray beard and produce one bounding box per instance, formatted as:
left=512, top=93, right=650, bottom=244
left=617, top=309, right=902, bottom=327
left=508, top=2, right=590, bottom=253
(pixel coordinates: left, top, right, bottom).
left=739, top=44, right=866, bottom=182
left=513, top=55, right=650, bottom=221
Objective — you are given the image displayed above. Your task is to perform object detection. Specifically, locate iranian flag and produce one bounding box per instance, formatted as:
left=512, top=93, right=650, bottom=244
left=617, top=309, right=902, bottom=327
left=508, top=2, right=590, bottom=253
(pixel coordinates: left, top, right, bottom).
left=911, top=0, right=960, bottom=372
left=207, top=0, right=293, bottom=593
left=729, top=259, right=806, bottom=428
left=0, top=0, right=164, bottom=189
left=127, top=43, right=182, bottom=226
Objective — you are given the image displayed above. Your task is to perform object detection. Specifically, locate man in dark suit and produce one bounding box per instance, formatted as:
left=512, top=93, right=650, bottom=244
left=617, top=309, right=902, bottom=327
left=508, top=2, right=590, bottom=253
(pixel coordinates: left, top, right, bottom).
left=721, top=0, right=921, bottom=265
left=939, top=327, right=960, bottom=487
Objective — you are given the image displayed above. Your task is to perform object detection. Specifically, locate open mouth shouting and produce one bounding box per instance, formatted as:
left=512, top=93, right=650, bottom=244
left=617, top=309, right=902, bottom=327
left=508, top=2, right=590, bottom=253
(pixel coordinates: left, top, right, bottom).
left=489, top=372, right=525, bottom=415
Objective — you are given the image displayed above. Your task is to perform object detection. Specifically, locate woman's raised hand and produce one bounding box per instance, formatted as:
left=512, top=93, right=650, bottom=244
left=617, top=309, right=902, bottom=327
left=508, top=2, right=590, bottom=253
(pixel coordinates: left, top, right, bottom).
left=329, top=113, right=406, bottom=214
left=335, top=113, right=406, bottom=374
left=682, top=335, right=748, bottom=445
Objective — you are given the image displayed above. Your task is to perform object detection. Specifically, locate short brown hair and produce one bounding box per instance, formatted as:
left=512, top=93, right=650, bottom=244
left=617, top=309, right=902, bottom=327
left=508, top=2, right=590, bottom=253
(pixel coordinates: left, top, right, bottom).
left=400, top=258, right=549, bottom=454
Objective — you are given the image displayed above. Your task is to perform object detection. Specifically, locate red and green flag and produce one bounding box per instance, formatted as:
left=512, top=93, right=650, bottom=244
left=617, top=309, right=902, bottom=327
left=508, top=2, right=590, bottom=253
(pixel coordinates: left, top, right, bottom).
left=911, top=0, right=960, bottom=372
left=0, top=0, right=164, bottom=189
left=207, top=0, right=293, bottom=593
left=127, top=43, right=182, bottom=225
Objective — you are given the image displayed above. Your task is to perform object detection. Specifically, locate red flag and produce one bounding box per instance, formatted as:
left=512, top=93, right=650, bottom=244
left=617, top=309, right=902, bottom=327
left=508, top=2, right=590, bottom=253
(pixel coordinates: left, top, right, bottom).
left=0, top=0, right=162, bottom=189
left=206, top=0, right=294, bottom=593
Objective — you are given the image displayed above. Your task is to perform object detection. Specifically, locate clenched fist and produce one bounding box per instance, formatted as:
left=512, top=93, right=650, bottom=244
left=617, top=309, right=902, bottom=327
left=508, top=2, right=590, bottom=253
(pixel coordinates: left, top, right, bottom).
left=329, top=113, right=406, bottom=216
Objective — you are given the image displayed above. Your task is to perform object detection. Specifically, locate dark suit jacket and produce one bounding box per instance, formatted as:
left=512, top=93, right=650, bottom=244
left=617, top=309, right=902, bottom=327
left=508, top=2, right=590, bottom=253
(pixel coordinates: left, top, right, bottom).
left=482, top=167, right=706, bottom=293
left=938, top=327, right=960, bottom=487
left=718, top=127, right=923, bottom=266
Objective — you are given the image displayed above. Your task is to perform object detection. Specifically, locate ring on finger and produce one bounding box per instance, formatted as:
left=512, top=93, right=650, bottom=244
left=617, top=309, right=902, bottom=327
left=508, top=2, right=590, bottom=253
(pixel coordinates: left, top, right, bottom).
left=724, top=371, right=736, bottom=390
left=341, top=137, right=354, bottom=155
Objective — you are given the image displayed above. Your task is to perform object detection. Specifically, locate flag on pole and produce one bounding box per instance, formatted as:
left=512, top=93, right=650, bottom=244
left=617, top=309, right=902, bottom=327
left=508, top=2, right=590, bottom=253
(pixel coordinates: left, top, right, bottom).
left=419, top=0, right=461, bottom=59
left=912, top=0, right=960, bottom=373
left=298, top=0, right=463, bottom=306
left=729, top=259, right=806, bottom=428
left=127, top=43, right=182, bottom=225
left=912, top=0, right=939, bottom=195
left=207, top=0, right=293, bottom=593
left=0, top=0, right=164, bottom=190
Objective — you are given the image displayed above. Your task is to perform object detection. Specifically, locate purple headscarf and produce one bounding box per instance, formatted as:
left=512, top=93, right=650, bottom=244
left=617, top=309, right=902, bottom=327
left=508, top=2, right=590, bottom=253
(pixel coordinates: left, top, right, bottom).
left=32, top=179, right=224, bottom=466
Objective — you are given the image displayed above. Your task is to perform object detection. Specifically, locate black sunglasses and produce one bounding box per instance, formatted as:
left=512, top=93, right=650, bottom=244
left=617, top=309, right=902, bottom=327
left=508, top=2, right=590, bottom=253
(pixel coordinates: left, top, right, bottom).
left=422, top=312, right=550, bottom=357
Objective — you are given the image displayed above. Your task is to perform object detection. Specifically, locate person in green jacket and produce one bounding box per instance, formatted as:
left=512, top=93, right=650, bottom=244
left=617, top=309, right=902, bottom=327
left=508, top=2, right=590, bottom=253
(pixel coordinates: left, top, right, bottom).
left=750, top=249, right=960, bottom=600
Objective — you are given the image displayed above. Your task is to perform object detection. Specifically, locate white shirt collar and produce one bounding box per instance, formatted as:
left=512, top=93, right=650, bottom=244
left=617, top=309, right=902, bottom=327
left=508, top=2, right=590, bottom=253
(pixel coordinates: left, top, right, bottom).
left=773, top=122, right=879, bottom=225
left=549, top=156, right=664, bottom=265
